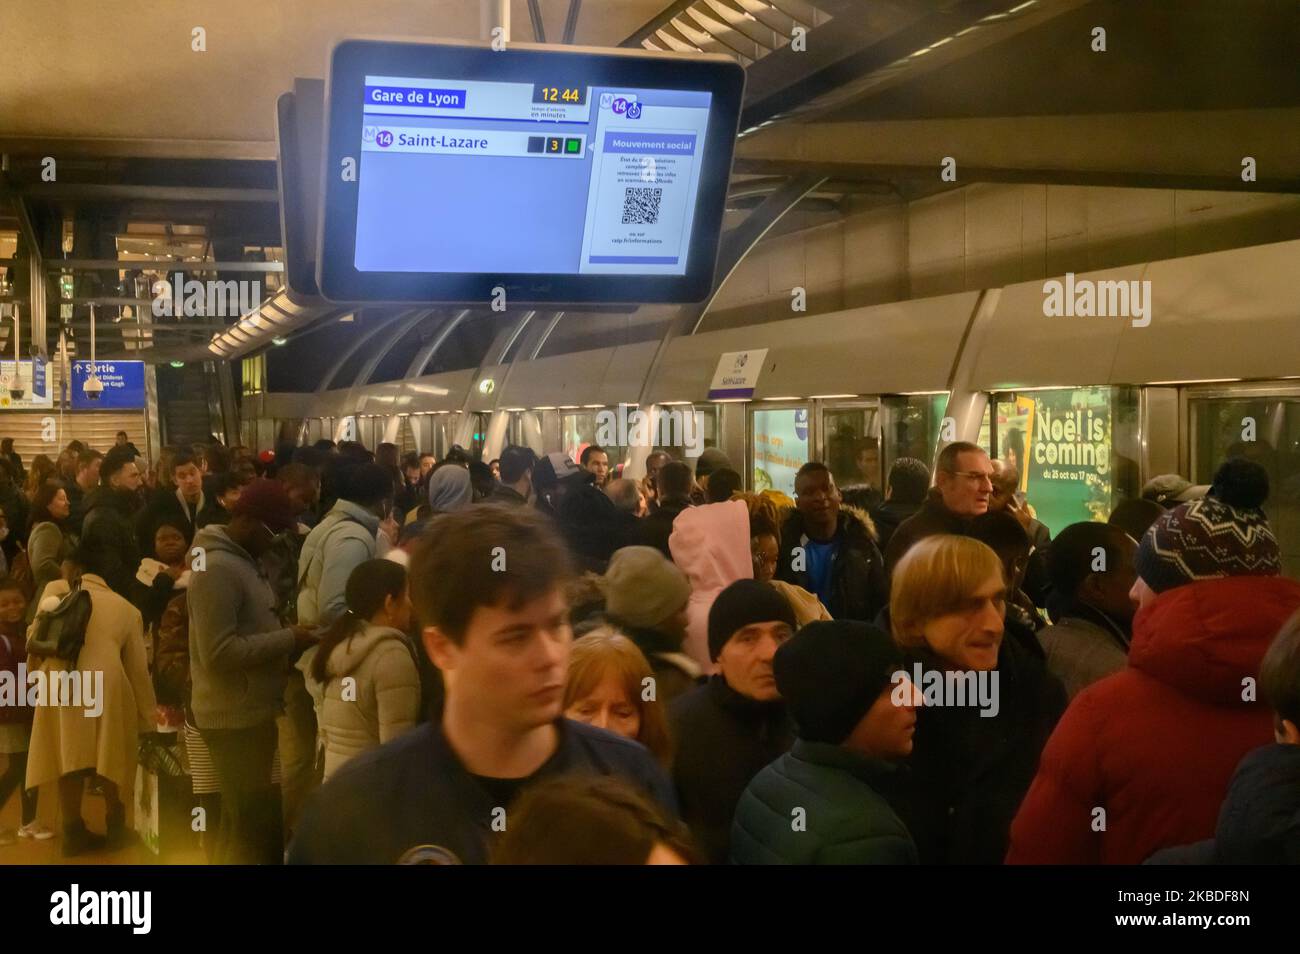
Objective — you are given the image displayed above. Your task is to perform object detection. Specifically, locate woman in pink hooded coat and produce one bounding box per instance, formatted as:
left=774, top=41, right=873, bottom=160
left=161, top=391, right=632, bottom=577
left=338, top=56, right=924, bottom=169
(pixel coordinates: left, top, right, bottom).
left=669, top=499, right=753, bottom=671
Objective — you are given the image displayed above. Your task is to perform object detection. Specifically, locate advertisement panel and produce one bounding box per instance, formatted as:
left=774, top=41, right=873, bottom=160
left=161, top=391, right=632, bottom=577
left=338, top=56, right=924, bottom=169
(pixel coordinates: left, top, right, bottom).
left=752, top=407, right=809, bottom=497
left=985, top=387, right=1117, bottom=535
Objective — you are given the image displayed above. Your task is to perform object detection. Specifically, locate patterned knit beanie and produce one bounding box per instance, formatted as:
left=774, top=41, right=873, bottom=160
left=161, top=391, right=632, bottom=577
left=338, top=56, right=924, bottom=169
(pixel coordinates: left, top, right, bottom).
left=1135, top=458, right=1280, bottom=593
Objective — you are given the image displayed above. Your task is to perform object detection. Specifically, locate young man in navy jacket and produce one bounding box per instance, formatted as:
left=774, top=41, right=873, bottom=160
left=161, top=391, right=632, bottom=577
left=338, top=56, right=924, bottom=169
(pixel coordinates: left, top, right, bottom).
left=288, top=506, right=675, bottom=865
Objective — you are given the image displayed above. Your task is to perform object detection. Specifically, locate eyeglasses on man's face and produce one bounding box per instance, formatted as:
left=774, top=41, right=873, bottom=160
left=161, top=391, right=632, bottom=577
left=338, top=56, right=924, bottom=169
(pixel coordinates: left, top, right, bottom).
left=944, top=469, right=994, bottom=485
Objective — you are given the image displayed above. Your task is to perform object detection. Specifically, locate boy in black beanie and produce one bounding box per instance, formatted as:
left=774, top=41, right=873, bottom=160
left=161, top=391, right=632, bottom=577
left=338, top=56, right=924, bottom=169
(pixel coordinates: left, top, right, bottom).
left=668, top=579, right=797, bottom=863
left=731, top=619, right=921, bottom=864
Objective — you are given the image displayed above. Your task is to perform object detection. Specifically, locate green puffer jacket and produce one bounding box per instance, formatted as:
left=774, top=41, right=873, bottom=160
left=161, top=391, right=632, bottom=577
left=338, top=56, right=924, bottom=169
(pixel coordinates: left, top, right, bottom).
left=730, top=740, right=918, bottom=865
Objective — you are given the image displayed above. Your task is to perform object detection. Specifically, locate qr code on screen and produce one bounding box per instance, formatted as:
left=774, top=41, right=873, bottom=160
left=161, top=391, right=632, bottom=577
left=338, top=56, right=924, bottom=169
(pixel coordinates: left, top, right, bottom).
left=622, top=187, right=663, bottom=225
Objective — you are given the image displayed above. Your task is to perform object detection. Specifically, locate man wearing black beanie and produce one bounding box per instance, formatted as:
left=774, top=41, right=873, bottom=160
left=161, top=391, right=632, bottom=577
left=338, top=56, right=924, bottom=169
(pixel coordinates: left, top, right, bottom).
left=731, top=620, right=921, bottom=864
left=668, top=579, right=797, bottom=864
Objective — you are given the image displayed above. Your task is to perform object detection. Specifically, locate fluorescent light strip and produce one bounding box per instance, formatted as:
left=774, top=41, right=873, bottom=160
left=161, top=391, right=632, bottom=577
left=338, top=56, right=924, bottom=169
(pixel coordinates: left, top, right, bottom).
left=809, top=393, right=858, bottom=399
left=1147, top=378, right=1241, bottom=385
left=762, top=396, right=802, bottom=401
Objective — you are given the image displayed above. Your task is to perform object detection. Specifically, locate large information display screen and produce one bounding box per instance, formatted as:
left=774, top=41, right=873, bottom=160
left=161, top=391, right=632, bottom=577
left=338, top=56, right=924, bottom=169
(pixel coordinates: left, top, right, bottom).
left=319, top=40, right=744, bottom=304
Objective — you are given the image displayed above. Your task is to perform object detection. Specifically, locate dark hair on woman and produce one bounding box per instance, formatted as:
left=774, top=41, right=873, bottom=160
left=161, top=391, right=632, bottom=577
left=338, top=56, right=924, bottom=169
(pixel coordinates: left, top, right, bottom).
left=215, top=470, right=247, bottom=497
left=491, top=774, right=697, bottom=865
left=338, top=462, right=395, bottom=508
left=749, top=511, right=779, bottom=541
left=311, top=559, right=408, bottom=684
left=27, top=479, right=69, bottom=535
left=468, top=461, right=495, bottom=501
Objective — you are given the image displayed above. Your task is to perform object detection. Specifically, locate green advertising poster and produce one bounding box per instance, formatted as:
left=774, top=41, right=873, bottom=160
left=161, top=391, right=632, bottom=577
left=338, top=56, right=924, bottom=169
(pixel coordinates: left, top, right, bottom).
left=992, top=387, right=1115, bottom=536
left=752, top=407, right=810, bottom=496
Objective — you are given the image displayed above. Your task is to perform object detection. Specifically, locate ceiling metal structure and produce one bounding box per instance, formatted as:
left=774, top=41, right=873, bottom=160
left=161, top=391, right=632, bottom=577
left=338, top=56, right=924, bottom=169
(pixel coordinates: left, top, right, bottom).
left=2, top=0, right=1299, bottom=388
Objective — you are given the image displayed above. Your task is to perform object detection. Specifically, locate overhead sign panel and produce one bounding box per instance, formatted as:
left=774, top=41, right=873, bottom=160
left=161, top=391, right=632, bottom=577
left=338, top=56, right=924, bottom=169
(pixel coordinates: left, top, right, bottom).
left=708, top=349, right=767, bottom=400
left=318, top=39, right=745, bottom=305
left=71, top=361, right=147, bottom=410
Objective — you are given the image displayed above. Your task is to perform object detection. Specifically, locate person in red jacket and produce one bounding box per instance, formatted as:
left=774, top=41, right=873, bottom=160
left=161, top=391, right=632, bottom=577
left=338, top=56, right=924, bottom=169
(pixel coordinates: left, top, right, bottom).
left=1007, top=458, right=1300, bottom=864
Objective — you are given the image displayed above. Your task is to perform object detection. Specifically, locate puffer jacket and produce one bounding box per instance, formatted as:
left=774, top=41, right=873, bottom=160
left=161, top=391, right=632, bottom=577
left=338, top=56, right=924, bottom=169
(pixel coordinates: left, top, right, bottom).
left=731, top=740, right=917, bottom=865
left=668, top=499, right=753, bottom=670
left=776, top=506, right=887, bottom=623
left=301, top=623, right=421, bottom=780
left=1147, top=744, right=1300, bottom=865
left=188, top=524, right=296, bottom=730
left=296, top=500, right=379, bottom=628
left=1007, top=575, right=1300, bottom=864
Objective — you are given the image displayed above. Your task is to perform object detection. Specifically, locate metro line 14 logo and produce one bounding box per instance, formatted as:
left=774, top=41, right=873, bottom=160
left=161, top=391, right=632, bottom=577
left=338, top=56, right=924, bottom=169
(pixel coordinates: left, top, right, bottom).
left=376, top=130, right=394, bottom=148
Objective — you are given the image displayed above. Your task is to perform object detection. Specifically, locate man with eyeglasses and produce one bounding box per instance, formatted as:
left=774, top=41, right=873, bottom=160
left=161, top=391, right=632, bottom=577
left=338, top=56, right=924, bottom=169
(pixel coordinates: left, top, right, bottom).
left=190, top=478, right=319, bottom=864
left=884, top=441, right=994, bottom=574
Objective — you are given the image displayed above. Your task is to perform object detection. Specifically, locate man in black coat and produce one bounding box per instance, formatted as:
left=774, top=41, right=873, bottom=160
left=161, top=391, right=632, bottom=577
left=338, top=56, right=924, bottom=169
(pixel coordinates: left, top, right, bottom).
left=871, top=457, right=929, bottom=556
left=635, top=460, right=693, bottom=561
left=79, top=446, right=144, bottom=599
left=884, top=441, right=993, bottom=573
left=136, top=448, right=208, bottom=546
left=777, top=462, right=887, bottom=623
left=669, top=580, right=797, bottom=864
left=487, top=445, right=535, bottom=506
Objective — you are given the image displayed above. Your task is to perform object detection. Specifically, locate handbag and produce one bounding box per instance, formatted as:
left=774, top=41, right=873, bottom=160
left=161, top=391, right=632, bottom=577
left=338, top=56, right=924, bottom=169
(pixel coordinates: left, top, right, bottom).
left=27, top=581, right=93, bottom=661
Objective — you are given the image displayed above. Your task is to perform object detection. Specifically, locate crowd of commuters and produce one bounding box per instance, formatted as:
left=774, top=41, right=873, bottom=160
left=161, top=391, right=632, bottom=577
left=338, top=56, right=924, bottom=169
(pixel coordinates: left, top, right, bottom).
left=0, top=430, right=1297, bottom=868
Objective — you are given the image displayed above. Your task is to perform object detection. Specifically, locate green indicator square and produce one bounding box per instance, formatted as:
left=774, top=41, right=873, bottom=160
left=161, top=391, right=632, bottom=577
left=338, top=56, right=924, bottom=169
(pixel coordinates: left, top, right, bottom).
left=565, top=138, right=581, bottom=154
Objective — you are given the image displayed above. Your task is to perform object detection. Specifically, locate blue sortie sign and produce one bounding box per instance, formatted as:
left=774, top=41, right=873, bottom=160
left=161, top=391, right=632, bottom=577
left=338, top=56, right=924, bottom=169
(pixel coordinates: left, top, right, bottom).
left=71, top=360, right=147, bottom=409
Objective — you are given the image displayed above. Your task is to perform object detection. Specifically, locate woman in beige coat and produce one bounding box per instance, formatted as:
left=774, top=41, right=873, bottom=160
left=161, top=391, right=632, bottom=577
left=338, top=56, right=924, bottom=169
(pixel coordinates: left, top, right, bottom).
left=300, top=559, right=420, bottom=781
left=26, top=556, right=156, bottom=856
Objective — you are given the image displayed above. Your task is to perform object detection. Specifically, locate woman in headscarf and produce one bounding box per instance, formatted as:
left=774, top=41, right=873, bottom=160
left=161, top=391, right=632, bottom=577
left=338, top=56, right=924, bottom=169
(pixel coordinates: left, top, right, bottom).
left=427, top=464, right=473, bottom=514
left=399, top=464, right=474, bottom=549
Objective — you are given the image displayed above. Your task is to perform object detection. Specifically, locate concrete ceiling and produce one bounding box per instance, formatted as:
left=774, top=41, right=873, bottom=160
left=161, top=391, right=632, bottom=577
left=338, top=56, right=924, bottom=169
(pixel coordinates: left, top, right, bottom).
left=0, top=0, right=668, bottom=158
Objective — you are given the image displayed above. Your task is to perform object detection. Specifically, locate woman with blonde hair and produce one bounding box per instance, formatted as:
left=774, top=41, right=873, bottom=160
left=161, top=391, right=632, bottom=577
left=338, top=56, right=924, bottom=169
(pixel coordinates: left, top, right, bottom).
left=886, top=534, right=1064, bottom=865
left=563, top=627, right=673, bottom=767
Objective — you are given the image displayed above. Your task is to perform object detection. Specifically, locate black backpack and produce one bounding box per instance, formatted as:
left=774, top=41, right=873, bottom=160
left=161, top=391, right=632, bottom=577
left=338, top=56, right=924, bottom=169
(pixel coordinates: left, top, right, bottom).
left=27, top=582, right=93, bottom=661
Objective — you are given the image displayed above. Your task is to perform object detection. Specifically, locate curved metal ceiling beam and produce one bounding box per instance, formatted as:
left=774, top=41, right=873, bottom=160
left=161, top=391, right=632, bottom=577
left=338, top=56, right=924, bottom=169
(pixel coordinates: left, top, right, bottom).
left=405, top=308, right=472, bottom=379
left=527, top=311, right=566, bottom=361
left=318, top=320, right=373, bottom=392
left=355, top=309, right=435, bottom=388
left=633, top=172, right=826, bottom=408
